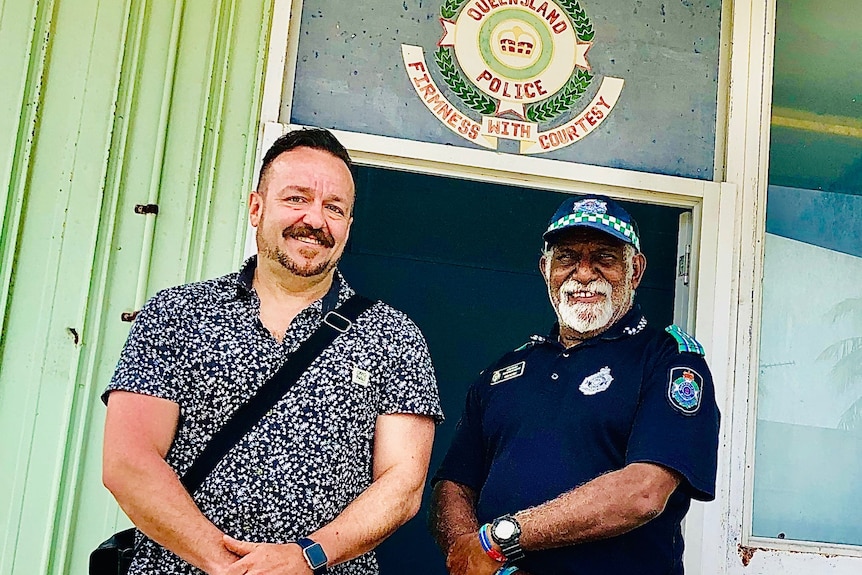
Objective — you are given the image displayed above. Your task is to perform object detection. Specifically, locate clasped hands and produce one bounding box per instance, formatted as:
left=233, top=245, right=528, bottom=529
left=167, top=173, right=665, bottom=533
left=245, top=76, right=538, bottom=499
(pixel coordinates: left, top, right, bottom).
left=210, top=531, right=529, bottom=575
left=211, top=536, right=314, bottom=575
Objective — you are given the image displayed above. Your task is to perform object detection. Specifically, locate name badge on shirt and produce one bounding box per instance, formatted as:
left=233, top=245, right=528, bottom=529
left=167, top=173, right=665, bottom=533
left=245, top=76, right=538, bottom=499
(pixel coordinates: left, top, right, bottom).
left=490, top=361, right=525, bottom=385
left=352, top=366, right=372, bottom=387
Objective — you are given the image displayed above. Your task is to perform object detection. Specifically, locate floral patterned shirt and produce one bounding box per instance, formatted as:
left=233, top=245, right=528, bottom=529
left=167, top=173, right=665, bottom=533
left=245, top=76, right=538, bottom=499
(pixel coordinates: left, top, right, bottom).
left=105, top=257, right=443, bottom=574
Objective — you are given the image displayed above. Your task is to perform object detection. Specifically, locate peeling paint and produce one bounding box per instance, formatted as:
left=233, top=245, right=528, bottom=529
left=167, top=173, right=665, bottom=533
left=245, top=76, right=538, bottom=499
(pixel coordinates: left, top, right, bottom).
left=738, top=541, right=848, bottom=565
left=739, top=544, right=757, bottom=566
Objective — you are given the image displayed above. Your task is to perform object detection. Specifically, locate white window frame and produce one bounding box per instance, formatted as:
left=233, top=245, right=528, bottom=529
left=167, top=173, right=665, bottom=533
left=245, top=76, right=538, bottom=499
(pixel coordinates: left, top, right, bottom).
left=716, top=0, right=862, bottom=572
left=254, top=1, right=755, bottom=573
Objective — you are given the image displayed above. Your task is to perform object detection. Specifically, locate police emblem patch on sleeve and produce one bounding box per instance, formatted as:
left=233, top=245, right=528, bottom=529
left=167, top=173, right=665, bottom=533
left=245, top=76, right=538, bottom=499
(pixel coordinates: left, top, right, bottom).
left=668, top=367, right=703, bottom=414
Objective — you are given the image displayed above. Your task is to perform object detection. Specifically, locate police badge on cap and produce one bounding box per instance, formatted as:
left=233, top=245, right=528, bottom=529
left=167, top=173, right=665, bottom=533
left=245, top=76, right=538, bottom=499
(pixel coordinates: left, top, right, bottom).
left=571, top=198, right=607, bottom=215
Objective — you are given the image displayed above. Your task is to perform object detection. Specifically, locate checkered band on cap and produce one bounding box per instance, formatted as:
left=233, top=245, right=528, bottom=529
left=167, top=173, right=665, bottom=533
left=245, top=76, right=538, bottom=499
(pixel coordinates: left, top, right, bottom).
left=546, top=212, right=641, bottom=251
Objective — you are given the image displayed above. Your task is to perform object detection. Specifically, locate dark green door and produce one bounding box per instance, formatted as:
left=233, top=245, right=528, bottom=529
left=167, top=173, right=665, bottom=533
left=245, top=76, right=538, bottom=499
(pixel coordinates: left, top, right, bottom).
left=339, top=166, right=685, bottom=574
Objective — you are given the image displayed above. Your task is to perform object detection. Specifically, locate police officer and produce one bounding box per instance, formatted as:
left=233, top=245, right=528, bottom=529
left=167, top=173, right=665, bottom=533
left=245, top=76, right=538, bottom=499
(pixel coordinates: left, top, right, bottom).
left=429, top=195, right=720, bottom=575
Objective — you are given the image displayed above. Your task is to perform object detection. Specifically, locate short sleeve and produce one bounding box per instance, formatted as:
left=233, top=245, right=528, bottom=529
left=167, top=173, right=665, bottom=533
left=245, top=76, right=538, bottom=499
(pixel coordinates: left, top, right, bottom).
left=376, top=313, right=444, bottom=423
left=432, top=383, right=487, bottom=491
left=625, top=342, right=721, bottom=501
left=102, top=292, right=182, bottom=404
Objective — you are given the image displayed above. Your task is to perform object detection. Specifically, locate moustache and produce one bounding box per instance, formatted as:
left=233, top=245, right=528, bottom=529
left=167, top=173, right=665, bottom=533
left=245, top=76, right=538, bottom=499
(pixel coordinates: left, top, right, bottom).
left=282, top=223, right=335, bottom=248
left=560, top=278, right=611, bottom=297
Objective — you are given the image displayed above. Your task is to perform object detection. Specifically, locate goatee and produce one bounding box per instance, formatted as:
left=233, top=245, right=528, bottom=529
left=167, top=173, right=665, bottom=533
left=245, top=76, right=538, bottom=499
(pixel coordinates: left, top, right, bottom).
left=258, top=222, right=339, bottom=277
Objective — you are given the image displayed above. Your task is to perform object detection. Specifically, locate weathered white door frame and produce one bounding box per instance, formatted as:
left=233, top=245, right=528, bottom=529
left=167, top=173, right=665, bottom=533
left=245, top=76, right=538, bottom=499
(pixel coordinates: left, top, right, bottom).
left=243, top=1, right=862, bottom=573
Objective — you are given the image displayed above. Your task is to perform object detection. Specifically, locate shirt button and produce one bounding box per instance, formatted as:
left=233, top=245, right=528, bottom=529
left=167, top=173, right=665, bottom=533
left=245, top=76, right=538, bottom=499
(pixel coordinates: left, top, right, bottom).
left=562, top=353, right=570, bottom=358
left=551, top=373, right=559, bottom=380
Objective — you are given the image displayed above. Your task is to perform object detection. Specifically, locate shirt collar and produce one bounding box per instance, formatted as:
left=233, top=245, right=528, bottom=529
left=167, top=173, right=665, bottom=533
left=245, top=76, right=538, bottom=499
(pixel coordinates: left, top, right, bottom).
left=236, top=255, right=257, bottom=295
left=547, top=304, right=647, bottom=346
left=233, top=255, right=354, bottom=311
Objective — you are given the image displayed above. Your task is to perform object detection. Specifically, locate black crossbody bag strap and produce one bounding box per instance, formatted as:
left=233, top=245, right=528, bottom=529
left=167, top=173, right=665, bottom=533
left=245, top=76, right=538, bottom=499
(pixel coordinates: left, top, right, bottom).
left=180, top=293, right=375, bottom=493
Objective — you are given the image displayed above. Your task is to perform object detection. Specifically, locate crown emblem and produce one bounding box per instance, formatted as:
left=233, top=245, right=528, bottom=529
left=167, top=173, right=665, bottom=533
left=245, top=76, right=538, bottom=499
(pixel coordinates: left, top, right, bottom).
left=498, top=26, right=536, bottom=57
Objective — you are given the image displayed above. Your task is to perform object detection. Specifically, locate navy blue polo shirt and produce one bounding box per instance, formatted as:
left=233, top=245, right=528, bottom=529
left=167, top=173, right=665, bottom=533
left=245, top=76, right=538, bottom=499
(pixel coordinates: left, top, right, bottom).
left=434, top=307, right=720, bottom=575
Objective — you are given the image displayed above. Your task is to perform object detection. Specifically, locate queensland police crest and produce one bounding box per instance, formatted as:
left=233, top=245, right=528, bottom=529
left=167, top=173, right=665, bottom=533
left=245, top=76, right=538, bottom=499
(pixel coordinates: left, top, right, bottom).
left=401, top=0, right=624, bottom=154
left=668, top=367, right=703, bottom=415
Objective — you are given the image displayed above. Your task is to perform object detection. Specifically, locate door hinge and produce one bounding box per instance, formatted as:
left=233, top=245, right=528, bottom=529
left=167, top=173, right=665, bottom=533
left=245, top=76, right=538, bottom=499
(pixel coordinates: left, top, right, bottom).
left=134, top=203, right=159, bottom=215
left=677, top=244, right=691, bottom=286
left=121, top=311, right=139, bottom=322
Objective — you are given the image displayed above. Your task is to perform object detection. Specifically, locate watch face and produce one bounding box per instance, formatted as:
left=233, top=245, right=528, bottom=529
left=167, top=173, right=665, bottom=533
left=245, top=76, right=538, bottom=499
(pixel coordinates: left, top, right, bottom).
left=493, top=519, right=517, bottom=541
left=303, top=543, right=327, bottom=568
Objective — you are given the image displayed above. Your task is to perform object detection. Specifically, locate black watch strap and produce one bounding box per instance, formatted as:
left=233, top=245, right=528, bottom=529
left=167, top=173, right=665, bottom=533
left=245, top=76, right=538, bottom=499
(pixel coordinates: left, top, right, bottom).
left=297, top=537, right=328, bottom=574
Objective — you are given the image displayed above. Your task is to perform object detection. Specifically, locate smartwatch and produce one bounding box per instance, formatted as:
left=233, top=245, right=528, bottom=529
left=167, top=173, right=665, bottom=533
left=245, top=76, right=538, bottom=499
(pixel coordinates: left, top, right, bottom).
left=490, top=515, right=525, bottom=561
left=297, top=537, right=328, bottom=574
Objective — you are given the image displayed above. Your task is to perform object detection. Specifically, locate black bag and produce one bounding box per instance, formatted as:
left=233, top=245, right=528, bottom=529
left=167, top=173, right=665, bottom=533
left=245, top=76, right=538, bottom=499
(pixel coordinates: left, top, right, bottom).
left=89, top=528, right=136, bottom=575
left=88, top=293, right=374, bottom=575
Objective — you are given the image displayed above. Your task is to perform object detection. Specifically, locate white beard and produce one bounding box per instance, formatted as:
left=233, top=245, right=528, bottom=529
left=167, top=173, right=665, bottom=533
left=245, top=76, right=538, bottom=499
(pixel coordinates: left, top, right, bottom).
left=556, top=278, right=616, bottom=333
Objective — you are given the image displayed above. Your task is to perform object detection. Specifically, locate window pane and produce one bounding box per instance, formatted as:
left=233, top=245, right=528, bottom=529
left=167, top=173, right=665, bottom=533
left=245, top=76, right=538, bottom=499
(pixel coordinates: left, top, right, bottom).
left=752, top=0, right=862, bottom=546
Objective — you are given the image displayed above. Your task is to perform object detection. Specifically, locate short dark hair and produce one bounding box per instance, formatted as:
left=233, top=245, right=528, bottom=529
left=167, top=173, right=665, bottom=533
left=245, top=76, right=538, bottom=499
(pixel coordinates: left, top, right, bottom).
left=257, top=128, right=352, bottom=189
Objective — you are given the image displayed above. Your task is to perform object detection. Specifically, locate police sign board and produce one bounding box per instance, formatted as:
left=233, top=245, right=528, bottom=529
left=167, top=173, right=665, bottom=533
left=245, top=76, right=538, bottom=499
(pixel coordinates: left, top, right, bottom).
left=401, top=0, right=623, bottom=154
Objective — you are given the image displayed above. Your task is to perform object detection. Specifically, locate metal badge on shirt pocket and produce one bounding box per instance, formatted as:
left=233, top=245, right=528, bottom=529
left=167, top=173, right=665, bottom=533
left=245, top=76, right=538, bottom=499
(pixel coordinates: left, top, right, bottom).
left=490, top=361, right=525, bottom=385
left=579, top=366, right=614, bottom=396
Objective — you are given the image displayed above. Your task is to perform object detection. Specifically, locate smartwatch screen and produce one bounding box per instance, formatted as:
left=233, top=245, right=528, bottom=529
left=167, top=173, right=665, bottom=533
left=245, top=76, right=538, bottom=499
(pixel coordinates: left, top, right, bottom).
left=304, top=542, right=327, bottom=568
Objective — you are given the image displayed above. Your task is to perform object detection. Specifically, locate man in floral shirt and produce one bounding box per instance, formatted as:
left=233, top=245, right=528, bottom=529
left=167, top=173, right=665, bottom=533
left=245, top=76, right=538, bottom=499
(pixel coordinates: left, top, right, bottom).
left=102, top=128, right=443, bottom=574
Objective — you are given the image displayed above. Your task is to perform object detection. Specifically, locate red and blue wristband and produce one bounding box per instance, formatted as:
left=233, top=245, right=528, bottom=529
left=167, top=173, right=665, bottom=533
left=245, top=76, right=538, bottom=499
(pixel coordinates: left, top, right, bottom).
left=479, top=523, right=507, bottom=562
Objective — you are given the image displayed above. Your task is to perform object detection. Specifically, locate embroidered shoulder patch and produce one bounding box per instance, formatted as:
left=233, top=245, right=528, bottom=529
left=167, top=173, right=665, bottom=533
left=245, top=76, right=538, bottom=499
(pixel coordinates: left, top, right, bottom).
left=490, top=361, right=526, bottom=385
left=668, top=367, right=704, bottom=414
left=665, top=324, right=705, bottom=356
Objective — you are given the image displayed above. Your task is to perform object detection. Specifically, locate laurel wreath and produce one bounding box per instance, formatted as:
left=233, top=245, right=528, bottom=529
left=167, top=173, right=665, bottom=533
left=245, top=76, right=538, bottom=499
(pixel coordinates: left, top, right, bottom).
left=559, top=0, right=595, bottom=41
left=435, top=47, right=497, bottom=115
left=436, top=0, right=596, bottom=124
left=440, top=0, right=469, bottom=19
left=525, top=68, right=593, bottom=122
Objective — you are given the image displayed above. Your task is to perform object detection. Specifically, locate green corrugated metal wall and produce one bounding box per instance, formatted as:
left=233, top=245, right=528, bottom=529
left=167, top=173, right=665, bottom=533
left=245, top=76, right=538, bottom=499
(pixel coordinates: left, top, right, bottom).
left=0, top=0, right=272, bottom=572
